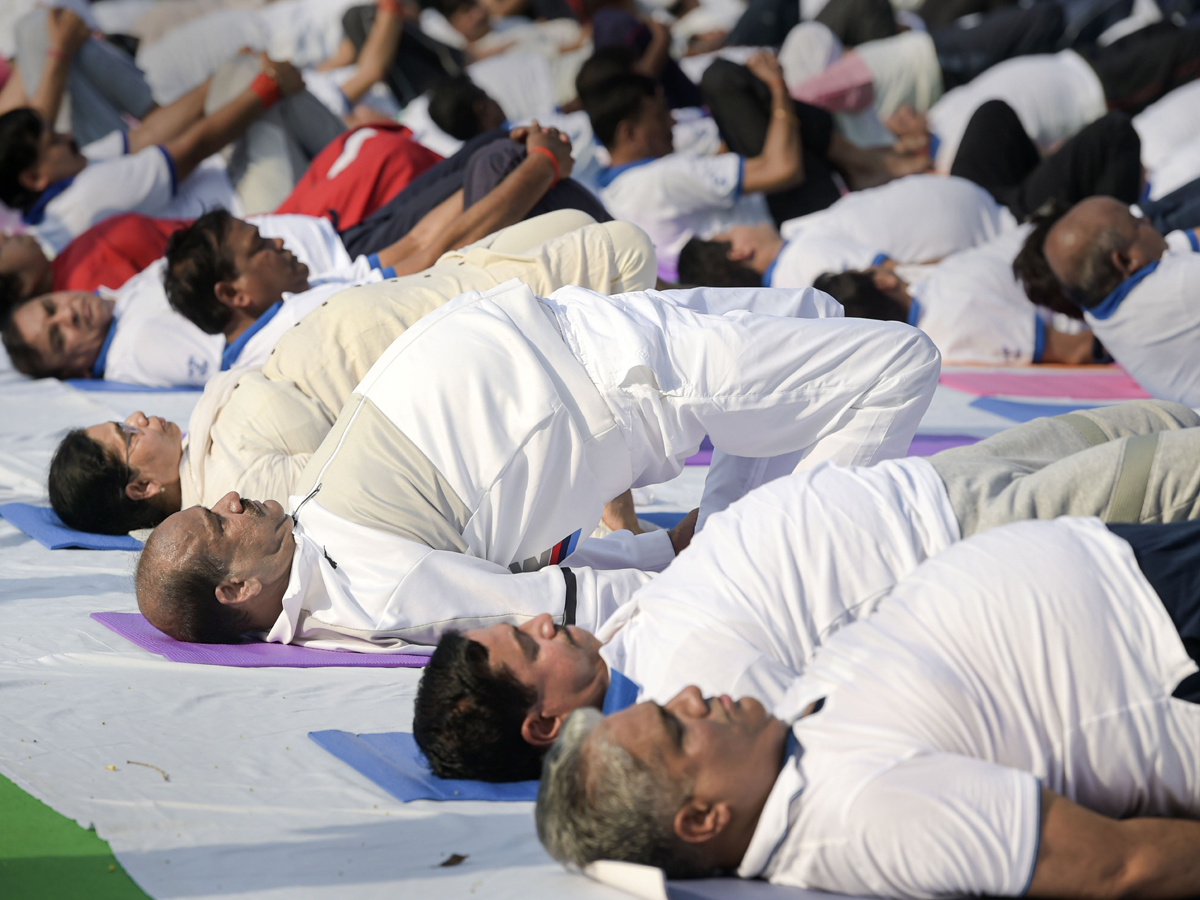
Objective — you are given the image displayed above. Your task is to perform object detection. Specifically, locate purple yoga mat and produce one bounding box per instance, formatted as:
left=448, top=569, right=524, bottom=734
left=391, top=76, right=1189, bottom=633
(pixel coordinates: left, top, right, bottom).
left=91, top=612, right=430, bottom=668
left=906, top=434, right=980, bottom=456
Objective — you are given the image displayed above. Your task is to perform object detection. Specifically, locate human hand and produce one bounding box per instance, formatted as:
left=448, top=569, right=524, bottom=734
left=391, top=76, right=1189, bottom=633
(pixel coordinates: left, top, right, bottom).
left=259, top=54, right=305, bottom=96
left=46, top=7, right=90, bottom=58
left=524, top=121, right=574, bottom=178
left=746, top=50, right=786, bottom=91
left=668, top=508, right=699, bottom=556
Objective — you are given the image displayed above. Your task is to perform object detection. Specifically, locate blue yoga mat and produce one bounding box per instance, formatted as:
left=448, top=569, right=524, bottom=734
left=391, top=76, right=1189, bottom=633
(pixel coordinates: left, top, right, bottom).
left=65, top=379, right=203, bottom=393
left=0, top=504, right=143, bottom=550
left=309, top=730, right=538, bottom=802
left=969, top=396, right=1102, bottom=423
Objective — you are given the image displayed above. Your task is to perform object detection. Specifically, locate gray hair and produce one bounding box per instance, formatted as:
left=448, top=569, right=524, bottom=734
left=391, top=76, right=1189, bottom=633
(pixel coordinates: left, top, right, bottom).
left=1068, top=225, right=1134, bottom=308
left=535, top=708, right=712, bottom=879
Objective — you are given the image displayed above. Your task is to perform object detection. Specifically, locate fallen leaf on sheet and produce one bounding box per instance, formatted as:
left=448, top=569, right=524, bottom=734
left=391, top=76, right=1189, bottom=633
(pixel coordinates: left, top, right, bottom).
left=105, top=765, right=117, bottom=771
left=437, top=853, right=468, bottom=868
left=126, top=760, right=169, bottom=781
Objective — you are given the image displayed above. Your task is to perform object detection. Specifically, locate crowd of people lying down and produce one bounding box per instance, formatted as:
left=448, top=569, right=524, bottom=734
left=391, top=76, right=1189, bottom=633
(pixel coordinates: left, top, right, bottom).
left=5, top=0, right=1200, bottom=894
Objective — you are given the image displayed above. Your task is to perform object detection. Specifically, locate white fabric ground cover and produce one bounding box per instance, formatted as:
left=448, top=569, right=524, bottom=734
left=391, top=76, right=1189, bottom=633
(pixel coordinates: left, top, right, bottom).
left=0, top=369, right=1017, bottom=900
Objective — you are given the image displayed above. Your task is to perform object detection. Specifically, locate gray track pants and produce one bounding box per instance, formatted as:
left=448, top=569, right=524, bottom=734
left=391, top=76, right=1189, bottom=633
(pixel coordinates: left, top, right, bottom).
left=930, top=400, right=1200, bottom=537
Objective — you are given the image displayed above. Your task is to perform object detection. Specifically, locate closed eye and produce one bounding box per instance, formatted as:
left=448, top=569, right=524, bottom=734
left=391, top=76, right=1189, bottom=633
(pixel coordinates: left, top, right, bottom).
left=657, top=704, right=684, bottom=750
left=513, top=625, right=539, bottom=662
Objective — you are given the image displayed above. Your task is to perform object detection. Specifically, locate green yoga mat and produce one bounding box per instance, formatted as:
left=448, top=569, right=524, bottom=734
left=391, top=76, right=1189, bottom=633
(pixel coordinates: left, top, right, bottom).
left=0, top=774, right=149, bottom=900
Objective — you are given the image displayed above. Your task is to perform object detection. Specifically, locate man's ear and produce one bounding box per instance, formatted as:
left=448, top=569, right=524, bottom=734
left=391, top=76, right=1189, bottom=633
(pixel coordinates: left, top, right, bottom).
left=214, top=279, right=249, bottom=310
left=725, top=243, right=753, bottom=262
left=521, top=709, right=565, bottom=748
left=1110, top=247, right=1139, bottom=280
left=17, top=167, right=48, bottom=194
left=674, top=799, right=731, bottom=845
left=125, top=477, right=161, bottom=502
left=614, top=118, right=638, bottom=151
left=215, top=576, right=262, bottom=608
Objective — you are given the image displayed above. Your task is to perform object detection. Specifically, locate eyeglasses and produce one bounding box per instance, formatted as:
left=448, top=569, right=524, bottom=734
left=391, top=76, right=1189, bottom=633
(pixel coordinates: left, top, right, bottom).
left=112, top=422, right=138, bottom=466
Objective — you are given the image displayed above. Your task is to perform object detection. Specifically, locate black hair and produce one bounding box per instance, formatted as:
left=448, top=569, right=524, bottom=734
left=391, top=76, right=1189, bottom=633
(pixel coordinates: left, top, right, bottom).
left=48, top=429, right=170, bottom=535
left=1012, top=200, right=1084, bottom=319
left=677, top=238, right=761, bottom=287
left=0, top=108, right=45, bottom=212
left=1, top=299, right=48, bottom=377
left=136, top=544, right=249, bottom=644
left=575, top=46, right=639, bottom=98
left=429, top=76, right=493, bottom=141
left=163, top=209, right=238, bottom=334
left=0, top=272, right=25, bottom=324
left=413, top=631, right=542, bottom=782
left=813, top=271, right=908, bottom=321
left=436, top=0, right=478, bottom=18
left=579, top=71, right=657, bottom=150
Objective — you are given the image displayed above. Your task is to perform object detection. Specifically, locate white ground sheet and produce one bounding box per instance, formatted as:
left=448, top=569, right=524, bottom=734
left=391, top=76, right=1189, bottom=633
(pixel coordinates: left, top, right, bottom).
left=0, top=364, right=1029, bottom=900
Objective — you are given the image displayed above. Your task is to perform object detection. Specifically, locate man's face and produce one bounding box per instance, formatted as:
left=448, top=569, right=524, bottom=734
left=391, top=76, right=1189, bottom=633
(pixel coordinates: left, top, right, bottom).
left=449, top=1, right=490, bottom=41
left=21, top=126, right=88, bottom=193
left=171, top=491, right=296, bottom=584
left=0, top=232, right=53, bottom=300
left=863, top=265, right=910, bottom=305
left=1046, top=196, right=1168, bottom=285
left=223, top=219, right=310, bottom=316
left=10, top=291, right=114, bottom=377
left=631, top=92, right=676, bottom=160
left=84, top=411, right=183, bottom=487
left=598, top=686, right=788, bottom=816
left=466, top=613, right=607, bottom=716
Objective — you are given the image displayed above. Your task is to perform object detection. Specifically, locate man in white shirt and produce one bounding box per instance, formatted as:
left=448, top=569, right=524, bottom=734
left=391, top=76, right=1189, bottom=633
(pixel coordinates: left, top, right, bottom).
left=813, top=227, right=1096, bottom=365
left=412, top=400, right=1200, bottom=781
left=677, top=174, right=1014, bottom=289
left=540, top=515, right=1200, bottom=899
left=1042, top=195, right=1200, bottom=405
left=134, top=279, right=938, bottom=656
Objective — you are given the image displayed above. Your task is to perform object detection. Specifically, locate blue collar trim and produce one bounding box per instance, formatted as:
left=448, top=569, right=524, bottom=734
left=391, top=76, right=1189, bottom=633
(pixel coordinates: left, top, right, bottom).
left=23, top=176, right=76, bottom=226
left=91, top=316, right=118, bottom=378
left=221, top=301, right=282, bottom=370
left=871, top=252, right=890, bottom=268
left=762, top=242, right=787, bottom=287
left=594, top=156, right=656, bottom=190
left=1088, top=261, right=1159, bottom=321
left=601, top=668, right=641, bottom=715
left=906, top=298, right=922, bottom=327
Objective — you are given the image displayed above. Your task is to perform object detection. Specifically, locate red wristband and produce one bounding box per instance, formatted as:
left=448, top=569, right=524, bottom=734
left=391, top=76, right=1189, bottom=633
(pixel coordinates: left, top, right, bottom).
left=250, top=72, right=282, bottom=109
left=527, top=145, right=561, bottom=186
left=377, top=0, right=404, bottom=13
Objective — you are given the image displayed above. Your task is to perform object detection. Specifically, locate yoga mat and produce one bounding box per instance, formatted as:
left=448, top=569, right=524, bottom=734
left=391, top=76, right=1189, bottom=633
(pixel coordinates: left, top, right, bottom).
left=91, top=612, right=432, bottom=668
left=309, top=730, right=538, bottom=802
left=65, top=379, right=204, bottom=393
left=939, top=369, right=1149, bottom=400
left=685, top=436, right=714, bottom=466
left=969, top=396, right=1101, bottom=423
left=0, top=504, right=143, bottom=551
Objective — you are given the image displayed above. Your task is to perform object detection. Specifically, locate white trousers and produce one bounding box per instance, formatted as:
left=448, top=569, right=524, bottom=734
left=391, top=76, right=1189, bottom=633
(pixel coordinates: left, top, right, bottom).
left=545, top=286, right=942, bottom=526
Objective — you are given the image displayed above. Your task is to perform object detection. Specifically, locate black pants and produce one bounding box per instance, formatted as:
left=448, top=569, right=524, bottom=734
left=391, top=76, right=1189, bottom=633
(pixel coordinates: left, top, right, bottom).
left=950, top=99, right=1141, bottom=221
left=1142, top=176, right=1200, bottom=233
left=340, top=129, right=508, bottom=257
left=700, top=59, right=841, bottom=224
left=1085, top=21, right=1200, bottom=114
left=931, top=3, right=1065, bottom=89
left=1107, top=520, right=1200, bottom=703
left=342, top=5, right=465, bottom=107
left=916, top=0, right=1021, bottom=30
left=462, top=139, right=613, bottom=222
left=726, top=0, right=896, bottom=48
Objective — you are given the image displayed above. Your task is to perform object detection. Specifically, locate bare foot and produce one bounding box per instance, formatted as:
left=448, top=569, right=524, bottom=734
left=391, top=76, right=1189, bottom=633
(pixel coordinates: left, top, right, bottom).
left=602, top=490, right=642, bottom=535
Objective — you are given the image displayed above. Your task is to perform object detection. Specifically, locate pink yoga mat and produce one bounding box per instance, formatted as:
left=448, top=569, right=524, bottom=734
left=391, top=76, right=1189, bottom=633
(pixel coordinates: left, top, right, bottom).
left=939, top=368, right=1150, bottom=400
left=91, top=612, right=430, bottom=668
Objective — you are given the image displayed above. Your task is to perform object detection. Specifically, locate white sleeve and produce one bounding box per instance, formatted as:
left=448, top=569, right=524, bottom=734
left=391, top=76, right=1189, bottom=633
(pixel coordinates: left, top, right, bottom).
left=656, top=153, right=745, bottom=216
left=39, top=146, right=175, bottom=248
left=81, top=131, right=128, bottom=161
left=651, top=285, right=844, bottom=318
left=563, top=529, right=675, bottom=573
left=830, top=754, right=1042, bottom=900
left=1164, top=229, right=1200, bottom=255
left=104, top=314, right=221, bottom=387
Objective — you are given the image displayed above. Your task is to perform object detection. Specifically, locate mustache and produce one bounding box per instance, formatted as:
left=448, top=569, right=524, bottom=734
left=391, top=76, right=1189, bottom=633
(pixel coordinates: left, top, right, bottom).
left=554, top=623, right=578, bottom=648
left=240, top=498, right=265, bottom=517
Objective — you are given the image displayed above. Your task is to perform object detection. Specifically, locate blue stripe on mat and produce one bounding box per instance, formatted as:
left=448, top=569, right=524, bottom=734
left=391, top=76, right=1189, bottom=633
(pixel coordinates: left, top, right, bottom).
left=969, top=396, right=1102, bottom=423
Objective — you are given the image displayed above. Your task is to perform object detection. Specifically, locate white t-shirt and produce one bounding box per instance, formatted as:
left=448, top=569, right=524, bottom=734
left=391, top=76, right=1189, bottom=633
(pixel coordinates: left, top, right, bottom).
left=768, top=174, right=1016, bottom=288
left=742, top=517, right=1200, bottom=900
left=30, top=135, right=236, bottom=254
left=909, top=225, right=1043, bottom=364
left=98, top=215, right=354, bottom=387
left=596, top=153, right=772, bottom=278
left=1134, top=78, right=1200, bottom=180
left=1083, top=240, right=1200, bottom=406
left=928, top=51, right=1107, bottom=173
left=596, top=457, right=959, bottom=712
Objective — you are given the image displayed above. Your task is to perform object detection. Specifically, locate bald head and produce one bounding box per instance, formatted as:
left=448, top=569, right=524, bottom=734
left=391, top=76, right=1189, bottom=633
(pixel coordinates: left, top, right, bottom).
left=1044, top=197, right=1167, bottom=308
left=136, top=513, right=236, bottom=642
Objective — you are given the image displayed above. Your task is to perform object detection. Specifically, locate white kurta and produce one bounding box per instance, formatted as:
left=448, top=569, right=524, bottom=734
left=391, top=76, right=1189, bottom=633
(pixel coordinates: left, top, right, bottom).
left=597, top=457, right=960, bottom=709
left=742, top=518, right=1200, bottom=900
left=270, top=279, right=939, bottom=650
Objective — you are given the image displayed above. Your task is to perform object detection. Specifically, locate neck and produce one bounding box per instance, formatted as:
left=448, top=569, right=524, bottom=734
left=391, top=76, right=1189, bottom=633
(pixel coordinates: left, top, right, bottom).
left=717, top=717, right=791, bottom=869
left=223, top=308, right=257, bottom=343
left=754, top=235, right=786, bottom=275
left=607, top=145, right=656, bottom=167
left=244, top=564, right=292, bottom=631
